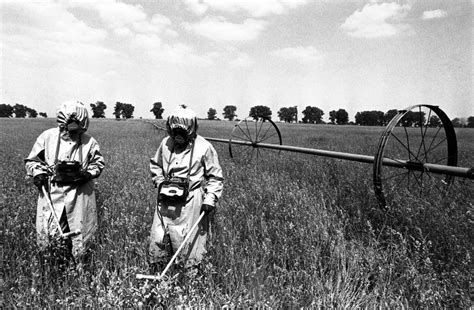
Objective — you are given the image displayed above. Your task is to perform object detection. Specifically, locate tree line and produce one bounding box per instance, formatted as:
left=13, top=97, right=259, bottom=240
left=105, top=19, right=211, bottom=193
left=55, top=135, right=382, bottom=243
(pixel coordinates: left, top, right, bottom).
left=0, top=103, right=47, bottom=118
left=2, top=101, right=473, bottom=128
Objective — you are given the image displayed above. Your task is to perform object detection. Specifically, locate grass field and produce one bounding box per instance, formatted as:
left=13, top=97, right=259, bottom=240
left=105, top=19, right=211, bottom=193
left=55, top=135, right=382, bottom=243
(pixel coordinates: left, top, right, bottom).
left=1, top=118, right=473, bottom=308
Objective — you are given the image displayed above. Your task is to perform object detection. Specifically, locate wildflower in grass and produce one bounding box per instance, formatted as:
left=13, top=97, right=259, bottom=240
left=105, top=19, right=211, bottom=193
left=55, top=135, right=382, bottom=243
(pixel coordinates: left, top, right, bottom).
left=24, top=100, right=105, bottom=262
left=148, top=106, right=224, bottom=274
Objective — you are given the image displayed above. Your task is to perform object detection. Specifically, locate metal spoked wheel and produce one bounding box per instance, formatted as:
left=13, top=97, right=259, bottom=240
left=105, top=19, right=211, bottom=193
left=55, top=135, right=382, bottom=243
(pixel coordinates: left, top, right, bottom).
left=373, top=104, right=458, bottom=208
left=228, top=117, right=282, bottom=161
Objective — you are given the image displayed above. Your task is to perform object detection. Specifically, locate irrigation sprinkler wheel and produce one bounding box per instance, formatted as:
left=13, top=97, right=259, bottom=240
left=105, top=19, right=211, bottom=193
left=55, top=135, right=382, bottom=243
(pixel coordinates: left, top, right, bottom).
left=373, top=104, right=458, bottom=208
left=228, top=116, right=282, bottom=160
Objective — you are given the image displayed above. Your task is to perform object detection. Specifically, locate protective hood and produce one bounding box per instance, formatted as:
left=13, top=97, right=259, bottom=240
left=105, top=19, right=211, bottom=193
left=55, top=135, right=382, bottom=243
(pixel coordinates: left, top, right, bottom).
left=57, top=101, right=89, bottom=132
left=166, top=106, right=198, bottom=139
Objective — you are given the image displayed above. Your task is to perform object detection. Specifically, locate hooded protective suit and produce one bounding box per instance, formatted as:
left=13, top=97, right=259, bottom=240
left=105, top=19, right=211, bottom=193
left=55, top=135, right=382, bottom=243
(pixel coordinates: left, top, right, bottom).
left=149, top=107, right=223, bottom=267
left=24, top=101, right=105, bottom=257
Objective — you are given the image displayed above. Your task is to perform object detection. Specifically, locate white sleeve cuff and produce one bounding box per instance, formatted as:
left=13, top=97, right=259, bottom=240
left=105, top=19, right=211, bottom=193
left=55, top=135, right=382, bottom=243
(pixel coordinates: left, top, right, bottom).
left=203, top=193, right=217, bottom=206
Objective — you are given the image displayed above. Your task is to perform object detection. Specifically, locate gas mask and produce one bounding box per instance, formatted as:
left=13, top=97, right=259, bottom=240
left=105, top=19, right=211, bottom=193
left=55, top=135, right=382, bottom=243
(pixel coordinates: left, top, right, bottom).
left=65, top=119, right=85, bottom=140
left=171, top=128, right=189, bottom=148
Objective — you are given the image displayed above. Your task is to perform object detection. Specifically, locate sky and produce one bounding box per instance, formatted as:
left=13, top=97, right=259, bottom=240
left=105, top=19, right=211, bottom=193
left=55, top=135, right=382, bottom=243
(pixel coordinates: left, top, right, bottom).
left=1, top=0, right=472, bottom=121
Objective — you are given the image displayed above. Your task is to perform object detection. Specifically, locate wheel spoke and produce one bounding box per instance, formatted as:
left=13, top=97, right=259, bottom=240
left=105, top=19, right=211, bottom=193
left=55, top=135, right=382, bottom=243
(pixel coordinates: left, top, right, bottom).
left=244, top=120, right=253, bottom=143
left=422, top=137, right=447, bottom=159
left=258, top=132, right=278, bottom=143
left=382, top=169, right=410, bottom=182
left=254, top=118, right=258, bottom=141
left=394, top=172, right=409, bottom=189
left=421, top=109, right=432, bottom=162
left=258, top=123, right=273, bottom=143
left=416, top=106, right=428, bottom=160
left=384, top=155, right=406, bottom=165
left=404, top=126, right=413, bottom=161
left=391, top=132, right=419, bottom=161
left=236, top=124, right=252, bottom=142
left=256, top=119, right=265, bottom=141
left=425, top=126, right=443, bottom=157
left=411, top=170, right=423, bottom=189
left=431, top=156, right=448, bottom=165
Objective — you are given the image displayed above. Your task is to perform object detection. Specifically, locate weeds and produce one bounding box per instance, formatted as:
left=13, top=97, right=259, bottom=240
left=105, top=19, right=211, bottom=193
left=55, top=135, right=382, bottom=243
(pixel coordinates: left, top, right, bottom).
left=1, top=118, right=472, bottom=307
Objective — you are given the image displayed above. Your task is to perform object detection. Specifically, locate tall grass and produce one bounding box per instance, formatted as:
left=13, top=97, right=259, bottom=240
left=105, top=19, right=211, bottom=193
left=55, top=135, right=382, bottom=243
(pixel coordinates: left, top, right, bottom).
left=1, top=118, right=472, bottom=307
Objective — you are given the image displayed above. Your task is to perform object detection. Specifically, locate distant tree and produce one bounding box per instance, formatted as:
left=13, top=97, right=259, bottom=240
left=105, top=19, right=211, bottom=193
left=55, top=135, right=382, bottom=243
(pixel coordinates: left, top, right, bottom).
left=113, top=102, right=134, bottom=119
left=0, top=104, right=14, bottom=117
left=354, top=111, right=384, bottom=126
left=13, top=104, right=28, bottom=118
left=467, top=116, right=474, bottom=128
left=121, top=103, right=135, bottom=119
left=39, top=112, right=48, bottom=118
left=249, top=105, right=272, bottom=120
left=26, top=107, right=38, bottom=118
left=451, top=118, right=463, bottom=128
left=223, top=105, right=237, bottom=121
left=329, top=110, right=337, bottom=124
left=428, top=115, right=441, bottom=127
left=401, top=111, right=425, bottom=127
left=207, top=108, right=217, bottom=120
left=329, top=109, right=348, bottom=125
left=113, top=102, right=123, bottom=119
left=302, top=106, right=324, bottom=124
left=150, top=102, right=164, bottom=119
left=90, top=101, right=107, bottom=118
left=277, top=107, right=297, bottom=123
left=336, top=109, right=349, bottom=125
left=384, top=109, right=398, bottom=125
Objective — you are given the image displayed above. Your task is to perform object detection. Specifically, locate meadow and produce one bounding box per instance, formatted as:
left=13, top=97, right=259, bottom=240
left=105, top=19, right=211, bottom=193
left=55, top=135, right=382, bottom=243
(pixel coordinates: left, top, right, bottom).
left=1, top=117, right=473, bottom=308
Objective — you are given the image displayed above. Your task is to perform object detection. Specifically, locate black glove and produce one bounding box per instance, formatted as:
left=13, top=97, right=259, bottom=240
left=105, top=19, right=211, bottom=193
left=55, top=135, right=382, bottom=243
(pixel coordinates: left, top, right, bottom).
left=74, top=171, right=92, bottom=185
left=200, top=204, right=215, bottom=215
left=33, top=174, right=48, bottom=191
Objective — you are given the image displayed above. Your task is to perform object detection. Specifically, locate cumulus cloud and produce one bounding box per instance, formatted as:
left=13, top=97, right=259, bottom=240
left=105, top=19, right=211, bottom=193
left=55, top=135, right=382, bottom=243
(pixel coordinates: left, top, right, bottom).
left=184, top=16, right=267, bottom=42
left=422, top=9, right=448, bottom=20
left=229, top=53, right=255, bottom=67
left=2, top=2, right=107, bottom=43
left=182, top=0, right=309, bottom=17
left=159, top=43, right=217, bottom=66
left=68, top=1, right=174, bottom=37
left=341, top=2, right=412, bottom=38
left=270, top=46, right=325, bottom=64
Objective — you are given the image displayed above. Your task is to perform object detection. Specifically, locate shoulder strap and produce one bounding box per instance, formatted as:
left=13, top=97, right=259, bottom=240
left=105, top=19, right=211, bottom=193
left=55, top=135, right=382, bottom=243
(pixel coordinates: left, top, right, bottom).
left=186, top=140, right=195, bottom=183
left=53, top=130, right=84, bottom=164
left=78, top=134, right=83, bottom=163
left=54, top=129, right=61, bottom=165
left=165, top=139, right=195, bottom=180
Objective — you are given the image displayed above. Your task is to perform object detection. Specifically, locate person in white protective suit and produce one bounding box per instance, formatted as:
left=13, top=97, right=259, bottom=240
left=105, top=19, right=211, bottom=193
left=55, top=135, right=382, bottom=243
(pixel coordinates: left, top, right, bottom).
left=149, top=106, right=223, bottom=272
left=25, top=101, right=105, bottom=260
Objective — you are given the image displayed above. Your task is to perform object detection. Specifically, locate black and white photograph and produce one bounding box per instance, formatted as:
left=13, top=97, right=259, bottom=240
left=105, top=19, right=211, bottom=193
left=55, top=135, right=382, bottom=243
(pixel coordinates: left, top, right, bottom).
left=1, top=0, right=473, bottom=307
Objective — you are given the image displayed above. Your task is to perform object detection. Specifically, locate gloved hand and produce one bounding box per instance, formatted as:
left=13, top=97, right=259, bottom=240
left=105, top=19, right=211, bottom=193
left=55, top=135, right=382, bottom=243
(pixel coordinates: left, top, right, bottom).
left=33, top=174, right=48, bottom=191
left=74, top=171, right=92, bottom=185
left=200, top=203, right=215, bottom=215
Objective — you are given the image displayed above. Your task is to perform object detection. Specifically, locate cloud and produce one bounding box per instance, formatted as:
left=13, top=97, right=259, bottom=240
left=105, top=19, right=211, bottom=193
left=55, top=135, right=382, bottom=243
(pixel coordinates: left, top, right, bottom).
left=422, top=9, right=448, bottom=20
left=184, top=16, right=267, bottom=41
left=159, top=43, right=217, bottom=66
left=67, top=1, right=174, bottom=36
left=182, top=0, right=309, bottom=17
left=94, top=1, right=147, bottom=29
left=229, top=53, right=255, bottom=67
left=271, top=46, right=325, bottom=64
left=341, top=2, right=412, bottom=38
left=2, top=2, right=107, bottom=43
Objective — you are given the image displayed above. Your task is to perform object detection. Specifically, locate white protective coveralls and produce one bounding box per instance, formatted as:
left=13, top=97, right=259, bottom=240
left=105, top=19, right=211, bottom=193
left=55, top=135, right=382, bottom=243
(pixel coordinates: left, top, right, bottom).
left=24, top=101, right=105, bottom=257
left=149, top=108, right=223, bottom=267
